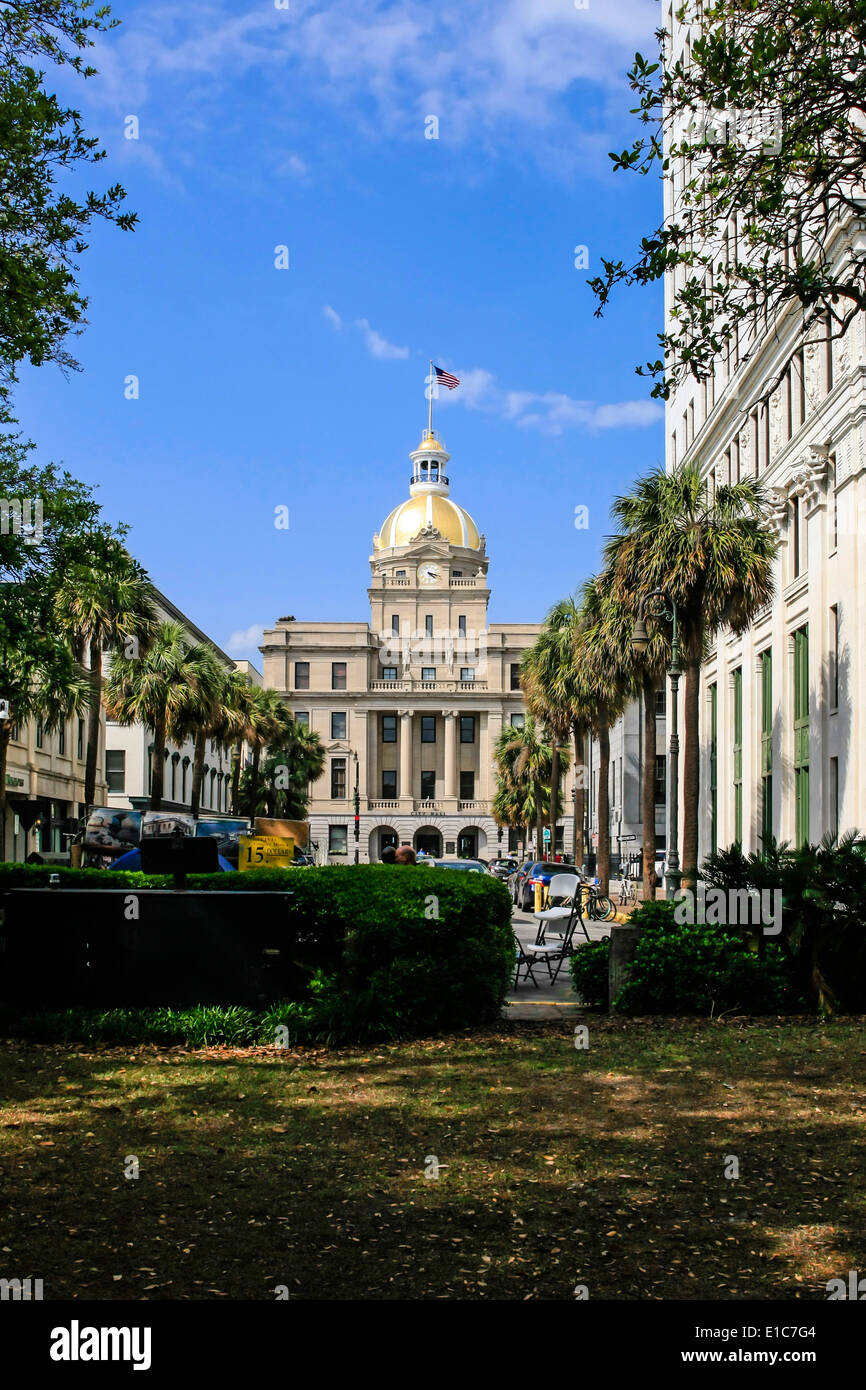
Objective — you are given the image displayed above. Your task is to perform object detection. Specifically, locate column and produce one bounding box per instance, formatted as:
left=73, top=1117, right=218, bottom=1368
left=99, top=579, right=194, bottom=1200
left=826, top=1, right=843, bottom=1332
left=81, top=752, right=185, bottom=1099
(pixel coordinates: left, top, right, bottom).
left=399, top=709, right=414, bottom=804
left=443, top=710, right=458, bottom=801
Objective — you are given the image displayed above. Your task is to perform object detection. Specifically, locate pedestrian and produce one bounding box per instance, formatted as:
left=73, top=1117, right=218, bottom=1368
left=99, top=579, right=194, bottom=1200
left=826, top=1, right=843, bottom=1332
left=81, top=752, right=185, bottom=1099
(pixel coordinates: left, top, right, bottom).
left=394, top=845, right=417, bottom=865
left=381, top=845, right=396, bottom=864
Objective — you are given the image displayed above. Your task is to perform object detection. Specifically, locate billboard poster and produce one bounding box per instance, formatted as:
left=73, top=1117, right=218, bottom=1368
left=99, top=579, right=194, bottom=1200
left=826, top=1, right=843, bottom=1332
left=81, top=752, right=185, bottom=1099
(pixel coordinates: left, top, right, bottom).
left=141, top=811, right=196, bottom=839
left=83, top=807, right=142, bottom=856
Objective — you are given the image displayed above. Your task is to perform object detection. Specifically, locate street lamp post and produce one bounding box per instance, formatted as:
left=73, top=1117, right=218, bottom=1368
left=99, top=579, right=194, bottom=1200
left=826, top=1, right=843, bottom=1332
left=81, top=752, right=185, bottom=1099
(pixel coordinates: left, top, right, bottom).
left=631, top=590, right=682, bottom=901
left=353, top=750, right=360, bottom=864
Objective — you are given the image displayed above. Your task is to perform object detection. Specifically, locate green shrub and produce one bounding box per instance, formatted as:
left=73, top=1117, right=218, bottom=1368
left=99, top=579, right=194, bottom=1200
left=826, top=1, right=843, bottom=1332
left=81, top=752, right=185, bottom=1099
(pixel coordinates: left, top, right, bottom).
left=569, top=938, right=610, bottom=1009
left=614, top=919, right=796, bottom=1015
left=0, top=863, right=514, bottom=1043
left=627, top=899, right=678, bottom=930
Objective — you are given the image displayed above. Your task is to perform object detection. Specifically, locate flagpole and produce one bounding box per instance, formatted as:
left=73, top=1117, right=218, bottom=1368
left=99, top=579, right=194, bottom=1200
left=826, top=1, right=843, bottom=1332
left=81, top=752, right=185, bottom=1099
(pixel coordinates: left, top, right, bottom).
left=428, top=358, right=434, bottom=437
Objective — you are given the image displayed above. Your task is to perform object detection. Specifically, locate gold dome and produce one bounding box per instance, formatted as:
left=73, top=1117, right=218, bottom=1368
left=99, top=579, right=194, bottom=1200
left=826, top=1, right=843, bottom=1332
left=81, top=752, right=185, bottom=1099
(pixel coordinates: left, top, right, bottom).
left=374, top=494, right=481, bottom=550
left=415, top=430, right=447, bottom=453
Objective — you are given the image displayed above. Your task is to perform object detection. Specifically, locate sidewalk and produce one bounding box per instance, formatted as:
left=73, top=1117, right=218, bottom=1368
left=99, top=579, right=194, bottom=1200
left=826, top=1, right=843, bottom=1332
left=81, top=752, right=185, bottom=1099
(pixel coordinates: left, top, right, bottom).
left=504, top=904, right=614, bottom=1020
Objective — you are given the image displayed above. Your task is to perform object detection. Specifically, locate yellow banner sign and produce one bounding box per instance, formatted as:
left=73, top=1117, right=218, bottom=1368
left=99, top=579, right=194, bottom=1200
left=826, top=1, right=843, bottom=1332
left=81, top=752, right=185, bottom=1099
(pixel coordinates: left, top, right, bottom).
left=239, top=835, right=295, bottom=871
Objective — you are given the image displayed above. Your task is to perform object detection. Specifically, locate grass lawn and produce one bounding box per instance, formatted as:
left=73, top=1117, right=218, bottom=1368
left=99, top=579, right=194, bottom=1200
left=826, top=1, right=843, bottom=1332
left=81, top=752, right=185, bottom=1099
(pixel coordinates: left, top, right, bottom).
left=1, top=1017, right=864, bottom=1301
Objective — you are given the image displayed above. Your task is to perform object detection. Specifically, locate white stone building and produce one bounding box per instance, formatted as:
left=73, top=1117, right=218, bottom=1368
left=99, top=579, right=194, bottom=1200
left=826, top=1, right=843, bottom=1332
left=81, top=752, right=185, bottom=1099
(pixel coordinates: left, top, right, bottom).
left=105, top=590, right=260, bottom=817
left=261, top=427, right=579, bottom=863
left=663, top=4, right=866, bottom=857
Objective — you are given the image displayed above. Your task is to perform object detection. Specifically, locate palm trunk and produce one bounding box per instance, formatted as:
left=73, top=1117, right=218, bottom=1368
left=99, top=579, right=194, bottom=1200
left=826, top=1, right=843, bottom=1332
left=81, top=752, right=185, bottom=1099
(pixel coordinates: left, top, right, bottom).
left=150, top=718, right=167, bottom=811
left=84, top=639, right=103, bottom=812
left=190, top=727, right=207, bottom=818
left=572, top=721, right=585, bottom=866
left=231, top=740, right=242, bottom=815
left=249, top=746, right=262, bottom=821
left=535, top=782, right=544, bottom=862
left=682, top=656, right=701, bottom=891
left=549, top=739, right=559, bottom=858
left=0, top=720, right=10, bottom=860
left=642, top=676, right=657, bottom=901
left=597, top=722, right=611, bottom=894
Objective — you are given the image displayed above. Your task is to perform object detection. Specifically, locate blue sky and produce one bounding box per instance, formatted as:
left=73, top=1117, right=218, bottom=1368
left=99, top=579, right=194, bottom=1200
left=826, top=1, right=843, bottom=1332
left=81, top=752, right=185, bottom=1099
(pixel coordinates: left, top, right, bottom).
left=15, top=0, right=665, bottom=665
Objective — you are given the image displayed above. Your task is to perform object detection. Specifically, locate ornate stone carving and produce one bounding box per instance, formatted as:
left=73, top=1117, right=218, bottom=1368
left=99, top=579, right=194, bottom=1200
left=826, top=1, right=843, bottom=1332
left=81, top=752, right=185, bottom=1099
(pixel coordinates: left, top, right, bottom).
left=410, top=522, right=443, bottom=543
left=766, top=487, right=789, bottom=535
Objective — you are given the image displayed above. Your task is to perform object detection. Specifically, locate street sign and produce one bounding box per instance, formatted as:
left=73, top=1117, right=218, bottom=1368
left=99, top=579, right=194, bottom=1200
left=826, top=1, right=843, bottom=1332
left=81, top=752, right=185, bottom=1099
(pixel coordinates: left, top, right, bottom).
left=617, top=834, right=637, bottom=842
left=239, top=835, right=294, bottom=871
left=543, top=827, right=551, bottom=841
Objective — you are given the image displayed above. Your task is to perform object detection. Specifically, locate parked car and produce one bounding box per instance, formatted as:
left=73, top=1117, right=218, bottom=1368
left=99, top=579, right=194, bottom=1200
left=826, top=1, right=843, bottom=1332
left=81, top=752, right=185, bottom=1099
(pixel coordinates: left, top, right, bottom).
left=515, top=860, right=583, bottom=912
left=430, top=858, right=488, bottom=873
left=488, top=856, right=518, bottom=880
left=507, top=859, right=537, bottom=903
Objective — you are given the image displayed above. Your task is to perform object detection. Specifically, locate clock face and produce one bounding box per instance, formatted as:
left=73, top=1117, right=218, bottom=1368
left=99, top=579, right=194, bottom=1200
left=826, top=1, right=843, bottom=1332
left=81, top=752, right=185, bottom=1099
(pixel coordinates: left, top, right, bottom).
left=419, top=564, right=440, bottom=585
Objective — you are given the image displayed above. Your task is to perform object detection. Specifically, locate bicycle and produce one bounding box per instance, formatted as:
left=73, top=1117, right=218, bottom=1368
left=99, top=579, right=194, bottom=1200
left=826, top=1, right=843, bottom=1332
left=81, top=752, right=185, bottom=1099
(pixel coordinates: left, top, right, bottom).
left=618, top=875, right=638, bottom=908
left=579, top=881, right=616, bottom=922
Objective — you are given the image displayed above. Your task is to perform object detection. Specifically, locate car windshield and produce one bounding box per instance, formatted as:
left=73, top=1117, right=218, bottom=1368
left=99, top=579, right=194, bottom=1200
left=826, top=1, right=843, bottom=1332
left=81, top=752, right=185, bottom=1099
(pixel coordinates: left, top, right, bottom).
left=435, top=860, right=483, bottom=871
left=533, top=863, right=578, bottom=875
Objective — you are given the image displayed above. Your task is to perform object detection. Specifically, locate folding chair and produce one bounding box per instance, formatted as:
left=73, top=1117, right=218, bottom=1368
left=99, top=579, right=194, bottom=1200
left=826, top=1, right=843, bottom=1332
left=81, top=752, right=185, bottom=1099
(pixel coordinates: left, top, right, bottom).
left=532, top=873, right=591, bottom=947
left=513, top=933, right=567, bottom=988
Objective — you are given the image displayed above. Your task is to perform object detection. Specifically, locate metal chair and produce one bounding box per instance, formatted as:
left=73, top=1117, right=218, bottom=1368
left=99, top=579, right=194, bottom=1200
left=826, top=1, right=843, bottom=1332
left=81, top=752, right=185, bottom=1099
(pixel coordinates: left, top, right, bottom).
left=532, top=872, right=590, bottom=946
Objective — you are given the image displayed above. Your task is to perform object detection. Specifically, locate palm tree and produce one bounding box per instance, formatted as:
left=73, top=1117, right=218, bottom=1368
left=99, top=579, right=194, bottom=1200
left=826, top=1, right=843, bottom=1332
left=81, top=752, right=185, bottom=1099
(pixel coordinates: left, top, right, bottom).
left=239, top=722, right=325, bottom=820
left=573, top=576, right=631, bottom=895
left=54, top=546, right=155, bottom=812
left=223, top=673, right=258, bottom=815
left=493, top=718, right=553, bottom=861
left=521, top=597, right=596, bottom=866
left=244, top=687, right=290, bottom=820
left=588, top=547, right=672, bottom=901
left=609, top=463, right=777, bottom=888
left=170, top=647, right=230, bottom=818
left=0, top=636, right=91, bottom=842
left=104, top=622, right=215, bottom=811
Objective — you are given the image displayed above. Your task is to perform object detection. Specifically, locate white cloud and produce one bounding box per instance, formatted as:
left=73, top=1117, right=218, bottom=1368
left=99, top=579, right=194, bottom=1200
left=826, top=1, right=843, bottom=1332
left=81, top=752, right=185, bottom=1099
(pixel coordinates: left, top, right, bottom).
left=81, top=1, right=657, bottom=177
left=436, top=367, right=663, bottom=435
left=276, top=153, right=309, bottom=179
left=354, top=318, right=409, bottom=360
left=323, top=306, right=408, bottom=359
left=227, top=623, right=265, bottom=654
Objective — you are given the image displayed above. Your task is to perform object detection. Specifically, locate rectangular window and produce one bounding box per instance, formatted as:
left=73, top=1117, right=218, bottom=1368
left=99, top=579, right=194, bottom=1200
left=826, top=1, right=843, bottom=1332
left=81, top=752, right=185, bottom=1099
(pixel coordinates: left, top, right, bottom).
left=760, top=649, right=773, bottom=850
left=58, top=722, right=66, bottom=756
left=391, top=614, right=400, bottom=635
left=395, top=569, right=406, bottom=578
left=784, top=367, right=792, bottom=440
left=331, top=712, right=346, bottom=740
left=829, top=454, right=837, bottom=551
left=732, top=435, right=740, bottom=483
left=733, top=667, right=743, bottom=845
left=460, top=770, right=475, bottom=800
left=329, top=825, right=348, bottom=855
left=830, top=605, right=839, bottom=710
left=421, top=667, right=436, bottom=681
left=425, top=615, right=434, bottom=637
left=420, top=770, right=435, bottom=800
left=460, top=715, right=476, bottom=744
left=510, top=664, right=521, bottom=691
left=381, top=666, right=397, bottom=681
left=797, top=348, right=807, bottom=425
left=106, top=749, right=125, bottom=794
left=709, top=683, right=718, bottom=855
left=35, top=722, right=44, bottom=749
left=77, top=719, right=84, bottom=759
left=294, top=710, right=309, bottom=731
left=10, top=723, right=19, bottom=742
left=421, top=716, right=436, bottom=743
left=331, top=757, right=347, bottom=799
left=825, top=317, right=834, bottom=393
left=460, top=667, right=475, bottom=682
left=382, top=715, right=397, bottom=743
left=830, top=756, right=839, bottom=839
left=331, top=662, right=347, bottom=690
left=791, top=495, right=801, bottom=578
left=511, top=712, right=525, bottom=729
left=294, top=661, right=310, bottom=690
left=381, top=769, right=397, bottom=799
left=654, top=754, right=666, bottom=805
left=655, top=688, right=666, bottom=717
left=793, top=625, right=810, bottom=847
left=458, top=615, right=467, bottom=635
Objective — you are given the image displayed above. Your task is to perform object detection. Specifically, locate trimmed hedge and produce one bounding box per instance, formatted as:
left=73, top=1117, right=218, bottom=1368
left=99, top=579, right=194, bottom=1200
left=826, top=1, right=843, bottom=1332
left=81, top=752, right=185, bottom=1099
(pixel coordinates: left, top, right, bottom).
left=0, top=863, right=514, bottom=1043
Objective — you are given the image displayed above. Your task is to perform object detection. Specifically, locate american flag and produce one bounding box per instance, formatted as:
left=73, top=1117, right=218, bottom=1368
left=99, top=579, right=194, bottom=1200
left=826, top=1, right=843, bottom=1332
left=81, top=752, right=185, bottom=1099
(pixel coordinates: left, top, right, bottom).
left=434, top=365, right=460, bottom=390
